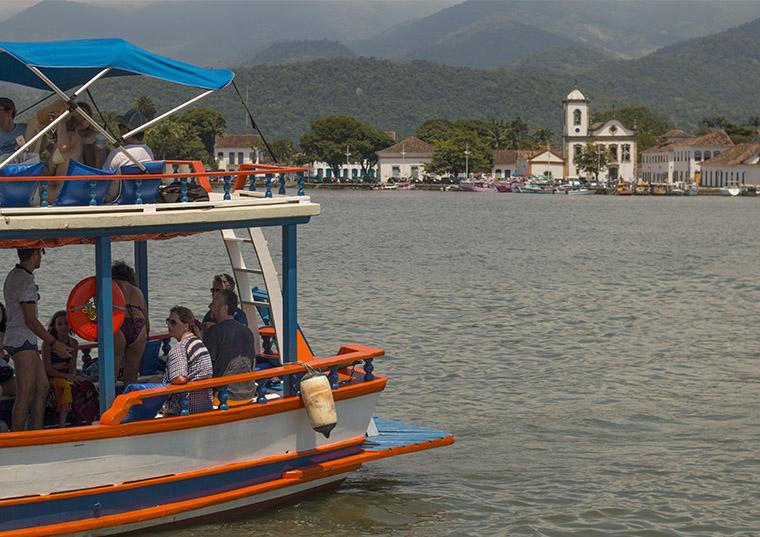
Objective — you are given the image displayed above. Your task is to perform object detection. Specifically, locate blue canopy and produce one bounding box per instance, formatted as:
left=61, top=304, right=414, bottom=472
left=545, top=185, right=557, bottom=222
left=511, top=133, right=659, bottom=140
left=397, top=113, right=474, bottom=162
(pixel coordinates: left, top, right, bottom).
left=0, top=39, right=234, bottom=91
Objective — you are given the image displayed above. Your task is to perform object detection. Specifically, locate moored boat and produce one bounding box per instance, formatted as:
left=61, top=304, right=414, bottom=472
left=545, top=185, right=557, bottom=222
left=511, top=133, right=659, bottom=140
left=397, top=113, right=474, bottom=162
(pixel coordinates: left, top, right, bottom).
left=720, top=186, right=741, bottom=196
left=0, top=39, right=453, bottom=536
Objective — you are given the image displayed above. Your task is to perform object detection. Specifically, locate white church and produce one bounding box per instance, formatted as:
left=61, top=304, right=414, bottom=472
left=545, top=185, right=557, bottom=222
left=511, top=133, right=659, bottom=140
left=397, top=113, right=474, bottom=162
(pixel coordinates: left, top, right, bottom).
left=563, top=88, right=637, bottom=181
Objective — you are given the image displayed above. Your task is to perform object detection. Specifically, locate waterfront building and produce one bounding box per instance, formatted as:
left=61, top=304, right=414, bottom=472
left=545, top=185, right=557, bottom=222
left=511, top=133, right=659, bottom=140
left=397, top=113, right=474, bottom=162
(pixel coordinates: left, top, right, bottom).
left=492, top=148, right=564, bottom=179
left=376, top=136, right=434, bottom=182
left=214, top=134, right=262, bottom=170
left=309, top=160, right=376, bottom=181
left=699, top=143, right=760, bottom=187
left=640, top=130, right=733, bottom=184
left=562, top=88, right=636, bottom=181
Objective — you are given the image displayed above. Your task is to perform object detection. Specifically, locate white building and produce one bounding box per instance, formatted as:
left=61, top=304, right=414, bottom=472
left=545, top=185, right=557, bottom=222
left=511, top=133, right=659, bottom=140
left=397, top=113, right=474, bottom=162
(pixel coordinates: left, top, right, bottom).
left=214, top=134, right=262, bottom=171
left=376, top=136, right=434, bottom=182
left=309, top=161, right=376, bottom=181
left=699, top=143, right=760, bottom=187
left=492, top=148, right=564, bottom=179
left=640, top=130, right=733, bottom=184
left=563, top=88, right=636, bottom=181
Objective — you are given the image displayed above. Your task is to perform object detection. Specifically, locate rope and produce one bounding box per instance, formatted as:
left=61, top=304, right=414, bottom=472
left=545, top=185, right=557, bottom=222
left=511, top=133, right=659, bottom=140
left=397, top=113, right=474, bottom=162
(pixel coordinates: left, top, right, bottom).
left=231, top=79, right=278, bottom=163
left=16, top=92, right=56, bottom=116
left=85, top=88, right=119, bottom=142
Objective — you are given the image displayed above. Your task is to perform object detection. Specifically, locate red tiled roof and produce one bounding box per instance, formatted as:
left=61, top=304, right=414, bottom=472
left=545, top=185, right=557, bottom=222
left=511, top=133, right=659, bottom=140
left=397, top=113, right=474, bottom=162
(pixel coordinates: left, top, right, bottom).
left=214, top=134, right=262, bottom=149
left=675, top=130, right=733, bottom=147
left=700, top=143, right=760, bottom=166
left=493, top=147, right=562, bottom=163
left=376, top=136, right=434, bottom=156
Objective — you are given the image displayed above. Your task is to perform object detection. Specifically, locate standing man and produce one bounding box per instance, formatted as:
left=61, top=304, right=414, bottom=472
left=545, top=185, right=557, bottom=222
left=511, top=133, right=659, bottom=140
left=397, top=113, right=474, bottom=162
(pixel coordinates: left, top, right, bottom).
left=0, top=97, right=26, bottom=159
left=3, top=248, right=72, bottom=430
left=203, top=289, right=255, bottom=402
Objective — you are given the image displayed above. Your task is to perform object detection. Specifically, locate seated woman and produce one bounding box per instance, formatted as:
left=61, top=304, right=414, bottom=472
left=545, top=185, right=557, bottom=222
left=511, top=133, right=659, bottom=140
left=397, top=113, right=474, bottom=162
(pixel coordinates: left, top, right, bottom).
left=41, top=311, right=82, bottom=427
left=201, top=273, right=247, bottom=335
left=112, top=261, right=149, bottom=386
left=34, top=101, right=104, bottom=202
left=163, top=306, right=213, bottom=415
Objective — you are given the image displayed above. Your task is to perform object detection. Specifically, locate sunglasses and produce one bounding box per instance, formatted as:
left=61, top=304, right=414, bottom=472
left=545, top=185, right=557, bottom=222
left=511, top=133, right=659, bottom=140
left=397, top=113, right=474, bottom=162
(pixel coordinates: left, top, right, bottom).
left=165, top=318, right=179, bottom=326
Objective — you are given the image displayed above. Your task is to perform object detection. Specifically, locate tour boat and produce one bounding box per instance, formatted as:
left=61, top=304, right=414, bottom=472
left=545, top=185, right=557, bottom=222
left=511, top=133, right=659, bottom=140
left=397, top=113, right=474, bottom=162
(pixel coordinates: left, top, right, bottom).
left=0, top=39, right=453, bottom=536
left=720, top=186, right=741, bottom=197
left=459, top=180, right=496, bottom=192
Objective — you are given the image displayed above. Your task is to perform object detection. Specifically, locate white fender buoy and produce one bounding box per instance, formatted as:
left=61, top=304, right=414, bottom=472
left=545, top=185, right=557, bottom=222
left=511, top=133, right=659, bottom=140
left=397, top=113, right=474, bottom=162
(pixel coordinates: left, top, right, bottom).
left=300, top=370, right=337, bottom=438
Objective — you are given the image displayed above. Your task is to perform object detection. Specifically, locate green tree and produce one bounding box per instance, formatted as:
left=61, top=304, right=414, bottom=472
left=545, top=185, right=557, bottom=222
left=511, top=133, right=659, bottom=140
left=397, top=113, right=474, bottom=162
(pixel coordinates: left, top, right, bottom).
left=180, top=108, right=226, bottom=158
left=528, top=127, right=554, bottom=149
left=300, top=115, right=392, bottom=179
left=415, top=119, right=460, bottom=144
left=133, top=95, right=157, bottom=121
left=575, top=144, right=610, bottom=181
left=146, top=119, right=208, bottom=162
left=425, top=134, right=491, bottom=177
left=506, top=117, right=530, bottom=150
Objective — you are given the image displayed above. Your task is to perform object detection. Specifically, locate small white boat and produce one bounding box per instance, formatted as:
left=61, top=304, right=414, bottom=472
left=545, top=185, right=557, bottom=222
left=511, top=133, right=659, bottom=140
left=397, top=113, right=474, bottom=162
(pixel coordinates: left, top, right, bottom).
left=720, top=187, right=741, bottom=197
left=686, top=184, right=699, bottom=196
left=566, top=188, right=594, bottom=195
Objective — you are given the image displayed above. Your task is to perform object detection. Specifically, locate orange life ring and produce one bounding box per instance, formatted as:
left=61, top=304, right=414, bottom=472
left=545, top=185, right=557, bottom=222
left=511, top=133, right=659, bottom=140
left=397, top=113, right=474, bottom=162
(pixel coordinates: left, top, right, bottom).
left=66, top=277, right=126, bottom=341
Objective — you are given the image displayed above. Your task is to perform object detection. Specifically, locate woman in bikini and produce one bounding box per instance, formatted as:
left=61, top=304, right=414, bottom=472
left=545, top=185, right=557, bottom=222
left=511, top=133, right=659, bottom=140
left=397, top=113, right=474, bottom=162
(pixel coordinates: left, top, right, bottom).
left=112, top=261, right=149, bottom=386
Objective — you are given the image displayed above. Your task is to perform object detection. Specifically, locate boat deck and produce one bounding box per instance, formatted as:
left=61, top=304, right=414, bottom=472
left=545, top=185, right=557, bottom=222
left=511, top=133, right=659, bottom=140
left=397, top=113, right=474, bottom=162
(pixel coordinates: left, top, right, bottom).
left=0, top=191, right=320, bottom=241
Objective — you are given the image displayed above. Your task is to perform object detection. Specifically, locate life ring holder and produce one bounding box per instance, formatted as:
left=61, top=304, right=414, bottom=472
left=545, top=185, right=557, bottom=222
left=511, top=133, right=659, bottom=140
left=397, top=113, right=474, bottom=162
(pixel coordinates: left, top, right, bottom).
left=66, top=277, right=127, bottom=342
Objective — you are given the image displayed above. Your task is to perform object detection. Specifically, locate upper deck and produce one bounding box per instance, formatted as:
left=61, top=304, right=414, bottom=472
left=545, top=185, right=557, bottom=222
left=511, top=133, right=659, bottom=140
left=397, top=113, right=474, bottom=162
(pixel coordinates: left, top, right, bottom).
left=0, top=190, right=320, bottom=242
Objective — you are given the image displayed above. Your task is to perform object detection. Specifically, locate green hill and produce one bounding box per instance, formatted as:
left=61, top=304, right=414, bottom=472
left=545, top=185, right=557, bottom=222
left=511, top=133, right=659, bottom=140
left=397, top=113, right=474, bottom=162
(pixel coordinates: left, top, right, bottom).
left=248, top=40, right=356, bottom=65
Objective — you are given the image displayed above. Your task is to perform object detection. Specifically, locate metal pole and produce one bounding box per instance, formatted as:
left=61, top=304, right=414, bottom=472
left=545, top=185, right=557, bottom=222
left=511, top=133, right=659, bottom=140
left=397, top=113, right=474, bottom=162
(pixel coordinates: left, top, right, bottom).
left=123, top=90, right=214, bottom=139
left=96, top=236, right=116, bottom=414
left=282, top=224, right=297, bottom=397
left=134, top=240, right=149, bottom=305
left=0, top=111, right=70, bottom=170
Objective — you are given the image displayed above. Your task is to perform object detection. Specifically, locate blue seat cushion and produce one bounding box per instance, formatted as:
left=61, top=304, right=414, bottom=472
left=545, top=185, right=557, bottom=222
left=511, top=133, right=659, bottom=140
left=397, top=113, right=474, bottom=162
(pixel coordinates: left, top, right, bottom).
left=139, top=339, right=164, bottom=375
left=121, top=383, right=168, bottom=423
left=55, top=160, right=114, bottom=207
left=0, top=162, right=44, bottom=207
left=118, top=161, right=164, bottom=204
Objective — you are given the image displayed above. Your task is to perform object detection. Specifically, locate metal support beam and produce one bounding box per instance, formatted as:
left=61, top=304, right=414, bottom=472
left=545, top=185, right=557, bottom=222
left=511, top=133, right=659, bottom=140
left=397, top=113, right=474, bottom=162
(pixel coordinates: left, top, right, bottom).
left=96, top=236, right=115, bottom=414
left=133, top=240, right=149, bottom=305
left=282, top=224, right=297, bottom=396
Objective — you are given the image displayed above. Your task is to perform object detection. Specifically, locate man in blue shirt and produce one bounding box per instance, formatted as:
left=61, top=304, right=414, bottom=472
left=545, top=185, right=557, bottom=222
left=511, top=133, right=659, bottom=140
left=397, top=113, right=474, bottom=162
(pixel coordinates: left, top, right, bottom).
left=0, top=98, right=27, bottom=158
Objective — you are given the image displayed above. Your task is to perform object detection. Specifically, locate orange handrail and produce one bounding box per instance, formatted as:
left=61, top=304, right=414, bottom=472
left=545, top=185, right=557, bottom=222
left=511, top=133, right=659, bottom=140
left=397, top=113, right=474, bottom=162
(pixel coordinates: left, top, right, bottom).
left=99, top=344, right=383, bottom=426
left=0, top=166, right=307, bottom=183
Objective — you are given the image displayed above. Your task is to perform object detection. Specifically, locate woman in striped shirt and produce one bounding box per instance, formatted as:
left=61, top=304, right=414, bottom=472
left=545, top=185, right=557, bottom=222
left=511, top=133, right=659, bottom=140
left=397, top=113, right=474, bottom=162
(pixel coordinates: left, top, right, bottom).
left=163, top=306, right=213, bottom=415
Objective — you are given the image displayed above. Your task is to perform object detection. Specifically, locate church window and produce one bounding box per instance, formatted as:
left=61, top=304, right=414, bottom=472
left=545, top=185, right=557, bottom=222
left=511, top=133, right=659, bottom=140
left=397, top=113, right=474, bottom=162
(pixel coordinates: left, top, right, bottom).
left=609, top=145, right=618, bottom=160
left=573, top=109, right=582, bottom=126
left=695, top=151, right=702, bottom=161
left=574, top=144, right=582, bottom=158
left=622, top=145, right=631, bottom=162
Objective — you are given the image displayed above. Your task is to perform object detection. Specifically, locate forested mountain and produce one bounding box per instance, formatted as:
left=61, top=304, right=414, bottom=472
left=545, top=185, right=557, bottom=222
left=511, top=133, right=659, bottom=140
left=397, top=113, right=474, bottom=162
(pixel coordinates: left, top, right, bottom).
left=248, top=41, right=356, bottom=65
left=0, top=0, right=456, bottom=65
left=351, top=0, right=760, bottom=66
left=6, top=8, right=760, bottom=143
left=505, top=45, right=615, bottom=76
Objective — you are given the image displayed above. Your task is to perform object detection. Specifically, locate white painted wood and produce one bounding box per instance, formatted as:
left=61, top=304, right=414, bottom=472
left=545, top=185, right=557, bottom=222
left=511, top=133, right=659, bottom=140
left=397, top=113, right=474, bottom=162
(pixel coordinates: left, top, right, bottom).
left=0, top=392, right=380, bottom=498
left=247, top=227, right=284, bottom=361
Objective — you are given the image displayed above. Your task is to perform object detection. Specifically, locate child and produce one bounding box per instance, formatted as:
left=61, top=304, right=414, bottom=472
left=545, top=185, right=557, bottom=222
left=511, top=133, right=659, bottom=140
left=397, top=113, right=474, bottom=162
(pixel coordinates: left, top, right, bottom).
left=41, top=311, right=81, bottom=427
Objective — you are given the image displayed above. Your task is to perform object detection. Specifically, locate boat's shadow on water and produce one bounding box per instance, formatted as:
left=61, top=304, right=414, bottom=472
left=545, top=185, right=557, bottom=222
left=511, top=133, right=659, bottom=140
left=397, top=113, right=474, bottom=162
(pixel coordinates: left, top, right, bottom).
left=144, top=474, right=450, bottom=537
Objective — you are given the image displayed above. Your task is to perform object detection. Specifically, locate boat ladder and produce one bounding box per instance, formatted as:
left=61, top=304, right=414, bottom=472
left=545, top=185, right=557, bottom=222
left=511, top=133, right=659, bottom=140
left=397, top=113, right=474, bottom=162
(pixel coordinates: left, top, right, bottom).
left=221, top=228, right=283, bottom=361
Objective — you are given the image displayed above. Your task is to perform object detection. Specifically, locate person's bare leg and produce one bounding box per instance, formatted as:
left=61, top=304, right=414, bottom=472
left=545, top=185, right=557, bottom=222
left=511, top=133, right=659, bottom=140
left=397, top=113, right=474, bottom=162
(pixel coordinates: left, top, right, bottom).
left=123, top=328, right=147, bottom=386
left=10, top=350, right=36, bottom=431
left=113, top=330, right=126, bottom=382
left=30, top=356, right=49, bottom=430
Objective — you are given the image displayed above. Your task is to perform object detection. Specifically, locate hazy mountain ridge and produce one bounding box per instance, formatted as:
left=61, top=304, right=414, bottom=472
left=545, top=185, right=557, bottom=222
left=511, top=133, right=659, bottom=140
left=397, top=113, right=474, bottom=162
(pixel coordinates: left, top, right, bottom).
left=248, top=40, right=356, bottom=65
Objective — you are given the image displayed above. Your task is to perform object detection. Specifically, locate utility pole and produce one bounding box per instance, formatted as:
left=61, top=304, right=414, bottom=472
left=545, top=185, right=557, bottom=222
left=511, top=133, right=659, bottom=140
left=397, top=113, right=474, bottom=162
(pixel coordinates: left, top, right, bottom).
left=464, top=143, right=471, bottom=179
left=345, top=144, right=352, bottom=165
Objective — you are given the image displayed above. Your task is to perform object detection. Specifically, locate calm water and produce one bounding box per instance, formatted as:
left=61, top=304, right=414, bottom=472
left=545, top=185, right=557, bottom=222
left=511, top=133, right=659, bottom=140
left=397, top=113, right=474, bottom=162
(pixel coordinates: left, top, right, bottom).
left=29, top=191, right=760, bottom=536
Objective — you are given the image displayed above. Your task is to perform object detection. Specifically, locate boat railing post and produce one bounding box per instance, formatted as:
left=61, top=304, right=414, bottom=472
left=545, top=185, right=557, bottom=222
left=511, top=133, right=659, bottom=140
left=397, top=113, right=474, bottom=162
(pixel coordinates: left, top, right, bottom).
left=297, top=173, right=305, bottom=196
left=364, top=358, right=375, bottom=381
left=179, top=393, right=190, bottom=415
left=135, top=178, right=143, bottom=205
left=282, top=223, right=297, bottom=396
left=89, top=180, right=97, bottom=205
left=328, top=366, right=339, bottom=389
left=95, top=236, right=116, bottom=413
left=278, top=173, right=286, bottom=195
left=255, top=380, right=268, bottom=404
left=223, top=175, right=231, bottom=200
left=218, top=386, right=229, bottom=410
left=40, top=181, right=49, bottom=207
left=180, top=177, right=188, bottom=203
left=248, top=171, right=256, bottom=191
left=265, top=174, right=273, bottom=198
